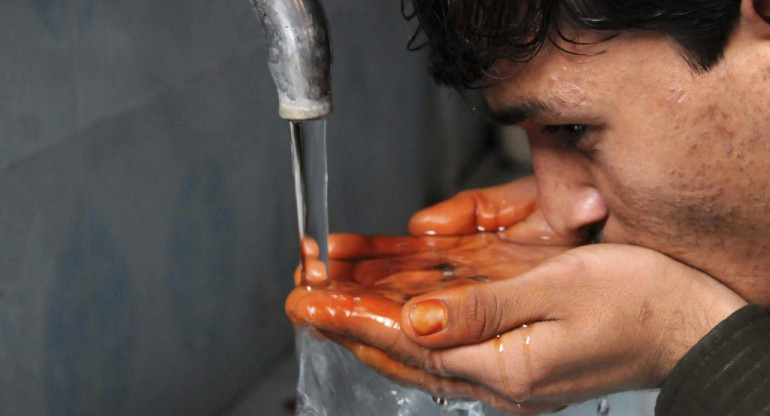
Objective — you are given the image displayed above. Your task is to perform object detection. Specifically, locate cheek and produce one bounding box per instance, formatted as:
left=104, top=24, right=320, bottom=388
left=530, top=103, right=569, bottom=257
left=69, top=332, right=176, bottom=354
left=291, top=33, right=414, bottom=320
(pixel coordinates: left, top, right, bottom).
left=591, top=156, right=683, bottom=242
left=589, top=118, right=729, bottom=243
left=593, top=98, right=752, bottom=246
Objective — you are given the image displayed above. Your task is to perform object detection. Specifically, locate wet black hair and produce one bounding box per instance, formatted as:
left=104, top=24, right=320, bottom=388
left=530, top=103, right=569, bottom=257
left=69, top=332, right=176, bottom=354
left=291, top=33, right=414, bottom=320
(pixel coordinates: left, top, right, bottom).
left=403, top=0, right=742, bottom=87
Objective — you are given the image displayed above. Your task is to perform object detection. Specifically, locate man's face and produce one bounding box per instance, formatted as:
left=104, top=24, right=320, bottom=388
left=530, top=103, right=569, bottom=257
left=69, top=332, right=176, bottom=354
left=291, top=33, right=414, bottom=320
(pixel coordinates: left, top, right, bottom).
left=484, top=30, right=770, bottom=305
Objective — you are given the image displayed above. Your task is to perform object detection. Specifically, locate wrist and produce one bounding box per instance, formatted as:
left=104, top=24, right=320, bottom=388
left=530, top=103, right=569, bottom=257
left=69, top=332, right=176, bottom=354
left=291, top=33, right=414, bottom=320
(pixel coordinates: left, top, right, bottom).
left=651, top=270, right=747, bottom=385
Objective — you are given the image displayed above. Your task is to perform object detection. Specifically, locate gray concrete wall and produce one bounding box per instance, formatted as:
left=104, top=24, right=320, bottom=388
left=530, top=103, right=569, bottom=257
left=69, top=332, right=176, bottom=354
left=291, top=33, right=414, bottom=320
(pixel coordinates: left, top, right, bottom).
left=0, top=1, right=454, bottom=414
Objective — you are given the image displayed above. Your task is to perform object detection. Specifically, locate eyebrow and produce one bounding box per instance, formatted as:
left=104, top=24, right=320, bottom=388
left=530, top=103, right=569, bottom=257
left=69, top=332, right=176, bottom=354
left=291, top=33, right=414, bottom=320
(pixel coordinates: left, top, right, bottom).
left=489, top=99, right=553, bottom=125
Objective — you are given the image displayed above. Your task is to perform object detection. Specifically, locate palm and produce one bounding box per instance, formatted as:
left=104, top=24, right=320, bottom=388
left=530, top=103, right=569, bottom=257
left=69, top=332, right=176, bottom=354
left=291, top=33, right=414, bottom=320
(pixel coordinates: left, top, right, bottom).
left=287, top=233, right=571, bottom=414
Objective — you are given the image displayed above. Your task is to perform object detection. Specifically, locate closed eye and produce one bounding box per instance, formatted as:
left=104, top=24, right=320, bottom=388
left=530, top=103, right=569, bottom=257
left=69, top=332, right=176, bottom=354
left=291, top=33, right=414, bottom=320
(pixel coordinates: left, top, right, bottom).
left=543, top=124, right=588, bottom=147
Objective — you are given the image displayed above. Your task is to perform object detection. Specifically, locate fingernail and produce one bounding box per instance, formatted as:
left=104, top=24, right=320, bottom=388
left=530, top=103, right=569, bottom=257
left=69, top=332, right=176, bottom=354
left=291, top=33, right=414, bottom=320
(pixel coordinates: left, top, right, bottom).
left=409, top=299, right=447, bottom=336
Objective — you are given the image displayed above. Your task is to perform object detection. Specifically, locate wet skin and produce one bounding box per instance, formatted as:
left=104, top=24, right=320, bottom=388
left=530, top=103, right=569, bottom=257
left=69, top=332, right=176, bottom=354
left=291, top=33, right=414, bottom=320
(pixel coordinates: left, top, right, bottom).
left=288, top=232, right=570, bottom=414
left=289, top=178, right=576, bottom=413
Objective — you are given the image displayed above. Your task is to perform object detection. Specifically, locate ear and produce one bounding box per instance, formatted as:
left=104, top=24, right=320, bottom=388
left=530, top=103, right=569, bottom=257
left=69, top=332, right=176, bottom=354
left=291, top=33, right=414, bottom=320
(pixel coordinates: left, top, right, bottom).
left=742, top=0, right=770, bottom=38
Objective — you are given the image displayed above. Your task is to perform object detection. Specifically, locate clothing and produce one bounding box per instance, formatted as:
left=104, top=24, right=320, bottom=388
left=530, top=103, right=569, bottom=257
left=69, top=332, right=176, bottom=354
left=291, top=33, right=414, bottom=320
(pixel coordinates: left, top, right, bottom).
left=656, top=304, right=770, bottom=416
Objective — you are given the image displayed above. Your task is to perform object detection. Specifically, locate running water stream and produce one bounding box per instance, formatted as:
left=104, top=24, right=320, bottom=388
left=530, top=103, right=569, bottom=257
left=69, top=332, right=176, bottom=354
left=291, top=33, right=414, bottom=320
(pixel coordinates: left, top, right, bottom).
left=289, top=119, right=329, bottom=283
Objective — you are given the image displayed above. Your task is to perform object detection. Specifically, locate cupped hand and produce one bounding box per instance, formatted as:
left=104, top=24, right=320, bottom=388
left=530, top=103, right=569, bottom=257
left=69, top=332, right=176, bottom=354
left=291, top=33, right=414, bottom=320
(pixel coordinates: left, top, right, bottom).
left=288, top=242, right=747, bottom=415
left=295, top=175, right=572, bottom=286
left=408, top=175, right=581, bottom=246
left=288, top=232, right=570, bottom=414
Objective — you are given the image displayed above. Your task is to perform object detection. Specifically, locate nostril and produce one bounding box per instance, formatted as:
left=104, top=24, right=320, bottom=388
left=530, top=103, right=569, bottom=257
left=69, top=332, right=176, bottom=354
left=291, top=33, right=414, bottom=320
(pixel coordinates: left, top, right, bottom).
left=583, top=218, right=607, bottom=244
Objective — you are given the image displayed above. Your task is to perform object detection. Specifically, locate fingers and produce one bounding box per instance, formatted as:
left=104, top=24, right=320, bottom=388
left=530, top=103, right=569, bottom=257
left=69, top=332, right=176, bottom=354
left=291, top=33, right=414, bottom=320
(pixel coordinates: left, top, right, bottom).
left=401, top=268, right=560, bottom=348
left=408, top=176, right=538, bottom=236
left=293, top=258, right=328, bottom=286
left=325, top=333, right=562, bottom=415
left=324, top=334, right=528, bottom=413
left=294, top=237, right=328, bottom=286
left=328, top=233, right=468, bottom=260
left=285, top=280, right=574, bottom=411
left=498, top=208, right=584, bottom=246
left=300, top=236, right=320, bottom=258
left=293, top=265, right=302, bottom=286
left=287, top=285, right=475, bottom=386
left=299, top=234, right=433, bottom=285
left=345, top=256, right=450, bottom=286
left=329, top=234, right=418, bottom=259
left=286, top=285, right=404, bottom=335
left=314, top=233, right=510, bottom=287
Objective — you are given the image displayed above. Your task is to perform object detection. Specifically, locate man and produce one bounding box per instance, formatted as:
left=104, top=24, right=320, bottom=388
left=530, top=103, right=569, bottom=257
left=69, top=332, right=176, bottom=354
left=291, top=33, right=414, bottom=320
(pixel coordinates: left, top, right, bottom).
left=288, top=0, right=770, bottom=414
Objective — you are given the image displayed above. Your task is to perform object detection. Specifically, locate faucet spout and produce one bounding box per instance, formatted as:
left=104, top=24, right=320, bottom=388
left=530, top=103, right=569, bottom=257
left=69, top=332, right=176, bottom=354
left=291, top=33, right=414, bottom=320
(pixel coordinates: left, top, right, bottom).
left=250, top=0, right=333, bottom=120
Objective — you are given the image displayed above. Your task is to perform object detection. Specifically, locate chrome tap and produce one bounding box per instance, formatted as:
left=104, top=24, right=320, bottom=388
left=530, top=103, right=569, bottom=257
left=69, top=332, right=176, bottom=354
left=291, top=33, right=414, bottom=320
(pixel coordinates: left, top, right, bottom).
left=250, top=0, right=333, bottom=120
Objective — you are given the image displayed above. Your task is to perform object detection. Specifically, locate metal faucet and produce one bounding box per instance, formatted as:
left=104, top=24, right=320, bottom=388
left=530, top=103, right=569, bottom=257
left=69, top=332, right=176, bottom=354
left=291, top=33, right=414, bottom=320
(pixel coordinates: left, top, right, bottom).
left=250, top=0, right=333, bottom=120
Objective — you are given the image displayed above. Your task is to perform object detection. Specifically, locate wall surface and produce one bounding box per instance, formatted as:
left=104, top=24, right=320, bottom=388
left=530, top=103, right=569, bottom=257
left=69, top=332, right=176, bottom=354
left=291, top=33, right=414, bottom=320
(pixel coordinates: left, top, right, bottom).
left=0, top=1, right=446, bottom=414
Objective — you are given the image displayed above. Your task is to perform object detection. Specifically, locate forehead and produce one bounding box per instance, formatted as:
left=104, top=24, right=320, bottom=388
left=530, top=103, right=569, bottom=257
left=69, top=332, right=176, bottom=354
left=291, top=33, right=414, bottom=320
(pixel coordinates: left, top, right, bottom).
left=483, top=52, right=598, bottom=111
left=482, top=32, right=692, bottom=115
left=482, top=57, right=595, bottom=120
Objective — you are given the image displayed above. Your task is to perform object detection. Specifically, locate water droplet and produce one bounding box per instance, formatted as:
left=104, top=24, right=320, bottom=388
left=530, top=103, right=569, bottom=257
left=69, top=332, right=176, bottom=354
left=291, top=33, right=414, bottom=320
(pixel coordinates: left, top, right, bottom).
left=436, top=263, right=455, bottom=276
left=432, top=396, right=449, bottom=406
left=494, top=334, right=516, bottom=400
left=597, top=397, right=610, bottom=415
left=520, top=325, right=534, bottom=400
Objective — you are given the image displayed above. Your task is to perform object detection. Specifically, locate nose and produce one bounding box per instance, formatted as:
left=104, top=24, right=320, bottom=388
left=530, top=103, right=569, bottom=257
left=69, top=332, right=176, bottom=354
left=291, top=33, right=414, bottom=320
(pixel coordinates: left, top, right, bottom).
left=528, top=139, right=608, bottom=240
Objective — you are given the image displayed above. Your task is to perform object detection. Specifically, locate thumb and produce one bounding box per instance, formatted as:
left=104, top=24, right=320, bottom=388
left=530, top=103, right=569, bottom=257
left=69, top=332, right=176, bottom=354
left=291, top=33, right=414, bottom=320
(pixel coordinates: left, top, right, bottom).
left=408, top=176, right=537, bottom=236
left=400, top=269, right=559, bottom=348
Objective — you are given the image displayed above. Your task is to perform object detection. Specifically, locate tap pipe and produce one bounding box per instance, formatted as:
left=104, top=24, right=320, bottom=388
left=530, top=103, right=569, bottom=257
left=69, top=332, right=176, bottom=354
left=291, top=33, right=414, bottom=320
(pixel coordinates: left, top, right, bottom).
left=250, top=0, right=333, bottom=120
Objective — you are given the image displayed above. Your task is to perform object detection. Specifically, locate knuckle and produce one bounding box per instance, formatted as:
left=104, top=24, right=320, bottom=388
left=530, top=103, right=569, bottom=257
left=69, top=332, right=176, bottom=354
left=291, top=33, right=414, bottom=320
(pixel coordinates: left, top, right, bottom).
left=465, top=285, right=502, bottom=340
left=381, top=331, right=401, bottom=352
left=551, top=250, right=593, bottom=276
left=421, top=348, right=449, bottom=376
left=465, top=290, right=484, bottom=338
